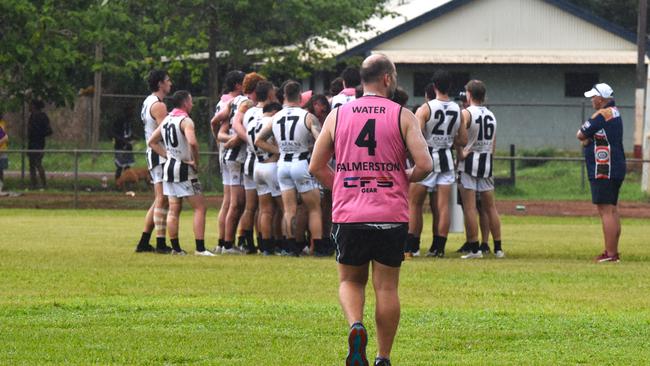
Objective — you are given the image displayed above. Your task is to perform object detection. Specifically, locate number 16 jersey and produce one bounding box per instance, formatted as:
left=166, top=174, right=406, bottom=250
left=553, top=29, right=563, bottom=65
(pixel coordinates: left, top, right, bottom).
left=333, top=95, right=408, bottom=224
left=459, top=105, right=497, bottom=178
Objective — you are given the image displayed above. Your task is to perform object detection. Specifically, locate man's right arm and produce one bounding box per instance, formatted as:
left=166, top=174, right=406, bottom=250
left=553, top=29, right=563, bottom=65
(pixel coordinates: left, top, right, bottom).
left=401, top=108, right=432, bottom=182
left=309, top=109, right=337, bottom=190
left=150, top=101, right=168, bottom=126
left=147, top=125, right=166, bottom=158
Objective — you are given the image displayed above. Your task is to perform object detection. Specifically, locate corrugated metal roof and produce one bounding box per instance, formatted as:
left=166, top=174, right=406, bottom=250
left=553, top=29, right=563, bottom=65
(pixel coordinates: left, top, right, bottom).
left=336, top=0, right=645, bottom=64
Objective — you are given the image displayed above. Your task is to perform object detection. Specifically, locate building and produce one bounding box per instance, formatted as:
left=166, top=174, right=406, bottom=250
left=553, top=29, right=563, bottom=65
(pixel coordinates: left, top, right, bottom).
left=325, top=0, right=647, bottom=151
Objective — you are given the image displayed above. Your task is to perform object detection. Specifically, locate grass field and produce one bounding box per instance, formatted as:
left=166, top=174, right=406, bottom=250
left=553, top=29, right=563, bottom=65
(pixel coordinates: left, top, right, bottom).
left=2, top=209, right=650, bottom=365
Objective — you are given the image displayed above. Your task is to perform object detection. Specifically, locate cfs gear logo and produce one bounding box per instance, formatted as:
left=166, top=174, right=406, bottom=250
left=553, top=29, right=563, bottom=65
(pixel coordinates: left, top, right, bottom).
left=343, top=176, right=393, bottom=193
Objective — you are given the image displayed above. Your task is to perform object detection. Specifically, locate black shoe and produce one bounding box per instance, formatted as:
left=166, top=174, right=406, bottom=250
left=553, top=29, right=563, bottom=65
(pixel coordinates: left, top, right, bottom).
left=479, top=243, right=491, bottom=254
left=374, top=357, right=392, bottom=366
left=346, top=322, right=369, bottom=366
left=456, top=242, right=471, bottom=253
left=436, top=249, right=445, bottom=258
left=155, top=245, right=173, bottom=254
left=135, top=244, right=155, bottom=253
left=245, top=245, right=258, bottom=255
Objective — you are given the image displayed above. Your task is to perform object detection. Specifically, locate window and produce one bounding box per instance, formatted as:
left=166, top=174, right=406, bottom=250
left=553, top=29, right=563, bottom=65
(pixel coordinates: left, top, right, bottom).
left=413, top=71, right=470, bottom=98
left=413, top=72, right=433, bottom=97
left=565, top=72, right=599, bottom=97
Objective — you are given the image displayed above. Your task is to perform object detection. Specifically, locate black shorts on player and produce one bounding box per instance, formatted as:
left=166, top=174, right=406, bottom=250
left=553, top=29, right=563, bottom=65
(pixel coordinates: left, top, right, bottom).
left=590, top=179, right=623, bottom=205
left=332, top=223, right=407, bottom=268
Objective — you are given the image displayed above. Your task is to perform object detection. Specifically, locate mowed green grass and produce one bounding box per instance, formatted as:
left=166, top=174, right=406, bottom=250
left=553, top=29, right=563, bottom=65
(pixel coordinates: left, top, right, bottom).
left=1, top=209, right=650, bottom=365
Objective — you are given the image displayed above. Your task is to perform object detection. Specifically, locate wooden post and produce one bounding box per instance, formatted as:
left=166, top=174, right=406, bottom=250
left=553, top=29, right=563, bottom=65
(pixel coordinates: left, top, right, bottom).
left=634, top=0, right=647, bottom=158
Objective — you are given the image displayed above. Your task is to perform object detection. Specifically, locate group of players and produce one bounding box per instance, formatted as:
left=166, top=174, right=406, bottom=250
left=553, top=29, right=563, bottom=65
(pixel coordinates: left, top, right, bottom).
left=133, top=65, right=504, bottom=260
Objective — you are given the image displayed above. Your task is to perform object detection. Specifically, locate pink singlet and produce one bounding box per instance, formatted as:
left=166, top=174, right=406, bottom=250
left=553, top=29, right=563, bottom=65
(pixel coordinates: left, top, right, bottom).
left=332, top=95, right=408, bottom=224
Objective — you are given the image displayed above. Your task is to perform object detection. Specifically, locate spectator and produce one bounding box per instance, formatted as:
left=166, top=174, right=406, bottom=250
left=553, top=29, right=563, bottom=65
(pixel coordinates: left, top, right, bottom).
left=577, top=83, right=626, bottom=263
left=113, top=105, right=135, bottom=179
left=0, top=112, right=8, bottom=193
left=28, top=100, right=52, bottom=189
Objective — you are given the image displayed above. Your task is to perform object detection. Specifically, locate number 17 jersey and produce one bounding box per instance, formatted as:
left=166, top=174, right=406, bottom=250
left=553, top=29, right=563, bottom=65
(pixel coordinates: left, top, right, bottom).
left=333, top=95, right=408, bottom=224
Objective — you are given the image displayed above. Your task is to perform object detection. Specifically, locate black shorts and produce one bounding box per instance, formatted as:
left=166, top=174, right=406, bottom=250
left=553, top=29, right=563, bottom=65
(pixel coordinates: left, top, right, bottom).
left=332, top=223, right=407, bottom=268
left=590, top=179, right=623, bottom=205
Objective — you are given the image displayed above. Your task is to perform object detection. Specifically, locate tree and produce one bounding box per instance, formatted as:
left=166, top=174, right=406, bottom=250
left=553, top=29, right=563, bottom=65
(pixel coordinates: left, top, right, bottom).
left=144, top=0, right=391, bottom=108
left=567, top=0, right=649, bottom=34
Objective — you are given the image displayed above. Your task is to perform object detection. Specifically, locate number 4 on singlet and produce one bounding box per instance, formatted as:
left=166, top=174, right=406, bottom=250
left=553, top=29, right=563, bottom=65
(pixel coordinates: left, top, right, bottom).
left=355, top=119, right=377, bottom=156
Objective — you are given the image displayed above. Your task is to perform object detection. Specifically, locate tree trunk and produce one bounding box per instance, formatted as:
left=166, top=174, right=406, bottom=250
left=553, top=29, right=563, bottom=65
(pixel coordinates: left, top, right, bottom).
left=92, top=43, right=103, bottom=149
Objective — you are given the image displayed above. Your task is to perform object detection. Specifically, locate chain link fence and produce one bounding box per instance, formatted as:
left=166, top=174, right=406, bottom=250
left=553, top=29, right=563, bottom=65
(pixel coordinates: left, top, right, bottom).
left=1, top=146, right=648, bottom=209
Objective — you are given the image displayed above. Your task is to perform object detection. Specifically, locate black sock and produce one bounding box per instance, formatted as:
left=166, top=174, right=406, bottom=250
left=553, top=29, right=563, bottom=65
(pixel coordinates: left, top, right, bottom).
left=313, top=239, right=324, bottom=253
left=156, top=237, right=166, bottom=249
left=242, top=230, right=254, bottom=246
left=224, top=241, right=233, bottom=249
left=412, top=236, right=421, bottom=253
left=218, top=239, right=225, bottom=248
left=469, top=241, right=479, bottom=253
left=287, top=238, right=297, bottom=253
left=405, top=233, right=414, bottom=252
left=494, top=240, right=502, bottom=252
left=256, top=235, right=262, bottom=249
left=296, top=241, right=308, bottom=252
left=195, top=239, right=205, bottom=252
left=170, top=238, right=181, bottom=251
left=237, top=235, right=246, bottom=248
left=138, top=232, right=152, bottom=247
left=434, top=236, right=447, bottom=252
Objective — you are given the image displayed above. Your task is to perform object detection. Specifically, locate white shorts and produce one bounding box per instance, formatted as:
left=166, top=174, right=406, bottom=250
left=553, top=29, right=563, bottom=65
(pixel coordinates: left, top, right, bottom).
left=224, top=161, right=243, bottom=186
left=418, top=170, right=455, bottom=192
left=254, top=162, right=281, bottom=197
left=243, top=173, right=256, bottom=191
left=149, top=165, right=164, bottom=185
left=278, top=160, right=317, bottom=193
left=221, top=162, right=232, bottom=185
left=459, top=171, right=494, bottom=192
left=163, top=179, right=202, bottom=198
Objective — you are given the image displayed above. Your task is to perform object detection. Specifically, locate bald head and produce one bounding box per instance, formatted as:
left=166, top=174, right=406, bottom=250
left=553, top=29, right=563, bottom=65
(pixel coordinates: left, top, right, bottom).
left=360, top=54, right=395, bottom=84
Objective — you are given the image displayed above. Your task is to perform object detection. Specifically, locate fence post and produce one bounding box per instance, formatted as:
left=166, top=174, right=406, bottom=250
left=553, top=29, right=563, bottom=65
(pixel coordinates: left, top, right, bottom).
left=73, top=149, right=79, bottom=209
left=510, top=144, right=516, bottom=186
left=580, top=161, right=585, bottom=192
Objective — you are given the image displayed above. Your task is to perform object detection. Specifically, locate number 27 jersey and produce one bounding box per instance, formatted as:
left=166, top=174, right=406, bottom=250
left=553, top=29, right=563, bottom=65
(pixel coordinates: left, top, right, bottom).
left=333, top=95, right=408, bottom=224
left=423, top=99, right=460, bottom=173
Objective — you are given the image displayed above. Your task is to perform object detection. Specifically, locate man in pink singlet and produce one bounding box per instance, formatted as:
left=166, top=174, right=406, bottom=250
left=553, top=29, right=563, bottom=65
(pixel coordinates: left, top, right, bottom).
left=310, top=54, right=432, bottom=366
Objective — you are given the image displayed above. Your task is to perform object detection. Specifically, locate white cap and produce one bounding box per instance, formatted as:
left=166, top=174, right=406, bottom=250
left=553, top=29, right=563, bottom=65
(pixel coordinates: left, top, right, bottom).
left=584, top=83, right=614, bottom=98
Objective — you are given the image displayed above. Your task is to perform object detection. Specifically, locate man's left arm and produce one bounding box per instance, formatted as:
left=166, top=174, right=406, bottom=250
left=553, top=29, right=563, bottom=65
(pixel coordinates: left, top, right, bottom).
left=577, top=112, right=605, bottom=145
left=182, top=118, right=200, bottom=170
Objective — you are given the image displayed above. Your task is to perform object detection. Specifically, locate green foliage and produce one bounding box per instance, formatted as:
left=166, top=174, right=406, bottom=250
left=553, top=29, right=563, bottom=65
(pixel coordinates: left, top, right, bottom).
left=566, top=0, right=648, bottom=33
left=1, top=211, right=650, bottom=364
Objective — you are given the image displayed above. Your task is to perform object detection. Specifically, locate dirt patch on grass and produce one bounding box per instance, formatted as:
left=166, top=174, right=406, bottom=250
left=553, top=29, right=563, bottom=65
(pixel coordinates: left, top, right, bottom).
left=2, top=192, right=650, bottom=218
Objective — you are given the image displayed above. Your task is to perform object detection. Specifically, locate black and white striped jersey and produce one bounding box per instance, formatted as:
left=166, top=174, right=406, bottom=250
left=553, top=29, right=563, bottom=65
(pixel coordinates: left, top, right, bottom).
left=214, top=97, right=231, bottom=166
left=141, top=94, right=167, bottom=170
left=160, top=115, right=197, bottom=183
left=424, top=99, right=461, bottom=173
left=223, top=95, right=249, bottom=163
left=244, top=106, right=272, bottom=163
left=459, top=105, right=497, bottom=178
left=271, top=106, right=313, bottom=161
